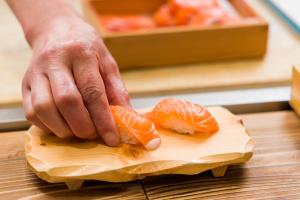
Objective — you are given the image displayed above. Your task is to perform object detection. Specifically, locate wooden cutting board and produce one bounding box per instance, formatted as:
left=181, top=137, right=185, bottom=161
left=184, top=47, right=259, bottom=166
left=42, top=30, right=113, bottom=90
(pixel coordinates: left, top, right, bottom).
left=1, top=0, right=299, bottom=106
left=24, top=107, right=253, bottom=190
left=1, top=110, right=299, bottom=199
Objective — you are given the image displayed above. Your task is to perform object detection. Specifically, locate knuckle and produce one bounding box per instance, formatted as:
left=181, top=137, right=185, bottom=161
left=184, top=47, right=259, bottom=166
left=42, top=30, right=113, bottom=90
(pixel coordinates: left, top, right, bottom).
left=81, top=85, right=105, bottom=104
left=117, top=88, right=131, bottom=105
left=67, top=41, right=94, bottom=58
left=39, top=46, right=61, bottom=61
left=123, top=91, right=131, bottom=103
left=33, top=100, right=51, bottom=114
left=101, top=54, right=120, bottom=75
left=55, top=92, right=80, bottom=108
left=25, top=111, right=36, bottom=122
left=105, top=54, right=118, bottom=66
left=107, top=60, right=119, bottom=74
left=114, top=85, right=129, bottom=100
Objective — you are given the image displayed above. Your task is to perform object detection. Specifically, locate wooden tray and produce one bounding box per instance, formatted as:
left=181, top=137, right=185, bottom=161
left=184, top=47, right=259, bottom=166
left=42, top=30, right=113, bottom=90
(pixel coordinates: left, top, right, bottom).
left=25, top=107, right=253, bottom=190
left=82, top=0, right=268, bottom=69
left=290, top=66, right=300, bottom=115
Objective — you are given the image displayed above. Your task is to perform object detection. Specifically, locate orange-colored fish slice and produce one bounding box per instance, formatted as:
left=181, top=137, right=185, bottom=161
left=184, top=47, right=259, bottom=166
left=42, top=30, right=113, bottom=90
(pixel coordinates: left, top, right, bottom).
left=100, top=15, right=155, bottom=32
left=110, top=105, right=161, bottom=150
left=169, top=0, right=238, bottom=26
left=188, top=11, right=207, bottom=25
left=193, top=7, right=238, bottom=25
left=209, top=7, right=241, bottom=25
left=150, top=98, right=219, bottom=134
left=175, top=7, right=199, bottom=25
left=169, top=0, right=219, bottom=13
left=153, top=4, right=176, bottom=26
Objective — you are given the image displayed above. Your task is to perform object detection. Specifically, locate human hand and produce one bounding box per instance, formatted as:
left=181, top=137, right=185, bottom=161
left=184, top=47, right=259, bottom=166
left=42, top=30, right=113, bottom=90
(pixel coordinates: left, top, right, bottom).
left=22, top=15, right=130, bottom=146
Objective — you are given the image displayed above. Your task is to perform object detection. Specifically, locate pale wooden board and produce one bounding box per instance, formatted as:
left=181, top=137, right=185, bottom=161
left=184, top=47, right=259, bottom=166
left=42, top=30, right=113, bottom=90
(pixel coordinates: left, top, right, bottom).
left=25, top=107, right=253, bottom=188
left=1, top=0, right=300, bottom=106
left=1, top=111, right=300, bottom=199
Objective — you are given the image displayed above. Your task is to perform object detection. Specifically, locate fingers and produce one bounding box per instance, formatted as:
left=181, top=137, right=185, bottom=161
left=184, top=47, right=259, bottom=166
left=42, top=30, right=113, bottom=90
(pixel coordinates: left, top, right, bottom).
left=30, top=74, right=73, bottom=138
left=73, top=55, right=120, bottom=146
left=97, top=46, right=131, bottom=108
left=47, top=67, right=97, bottom=140
left=22, top=80, right=50, bottom=132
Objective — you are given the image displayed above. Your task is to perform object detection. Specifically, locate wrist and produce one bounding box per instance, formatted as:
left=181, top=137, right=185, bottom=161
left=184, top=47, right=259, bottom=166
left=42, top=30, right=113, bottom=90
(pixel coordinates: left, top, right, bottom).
left=26, top=14, right=82, bottom=47
left=25, top=9, right=80, bottom=47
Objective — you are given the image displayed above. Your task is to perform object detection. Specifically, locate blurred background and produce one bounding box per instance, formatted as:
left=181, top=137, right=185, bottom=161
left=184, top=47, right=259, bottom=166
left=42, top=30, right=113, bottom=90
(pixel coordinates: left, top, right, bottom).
left=0, top=0, right=299, bottom=109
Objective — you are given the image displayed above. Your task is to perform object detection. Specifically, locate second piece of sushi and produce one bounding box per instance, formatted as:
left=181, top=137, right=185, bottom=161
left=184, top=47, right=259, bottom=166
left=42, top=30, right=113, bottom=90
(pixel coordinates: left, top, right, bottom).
left=149, top=98, right=219, bottom=134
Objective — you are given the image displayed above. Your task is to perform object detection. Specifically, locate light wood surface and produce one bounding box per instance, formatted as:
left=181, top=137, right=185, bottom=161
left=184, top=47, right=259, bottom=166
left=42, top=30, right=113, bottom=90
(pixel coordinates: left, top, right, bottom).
left=1, top=0, right=300, bottom=106
left=1, top=110, right=300, bottom=199
left=25, top=107, right=253, bottom=189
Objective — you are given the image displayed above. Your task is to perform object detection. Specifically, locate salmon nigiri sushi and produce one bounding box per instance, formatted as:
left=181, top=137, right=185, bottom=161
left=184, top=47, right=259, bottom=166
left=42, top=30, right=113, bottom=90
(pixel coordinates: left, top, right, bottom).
left=110, top=105, right=161, bottom=150
left=149, top=98, right=219, bottom=134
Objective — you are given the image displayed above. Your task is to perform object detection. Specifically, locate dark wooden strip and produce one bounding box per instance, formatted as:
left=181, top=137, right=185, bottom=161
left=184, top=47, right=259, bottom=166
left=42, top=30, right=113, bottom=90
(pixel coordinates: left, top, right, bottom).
left=255, top=143, right=300, bottom=154
left=144, top=174, right=300, bottom=190
left=0, top=181, right=146, bottom=200
left=144, top=175, right=300, bottom=200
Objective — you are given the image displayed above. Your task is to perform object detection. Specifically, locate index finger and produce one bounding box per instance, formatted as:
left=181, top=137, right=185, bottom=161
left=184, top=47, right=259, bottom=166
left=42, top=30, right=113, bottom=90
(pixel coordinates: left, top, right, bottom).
left=97, top=45, right=131, bottom=108
left=73, top=55, right=120, bottom=146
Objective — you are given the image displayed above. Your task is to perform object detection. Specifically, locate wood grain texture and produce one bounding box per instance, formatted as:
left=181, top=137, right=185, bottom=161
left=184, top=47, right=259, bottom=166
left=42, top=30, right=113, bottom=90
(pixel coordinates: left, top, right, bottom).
left=0, top=0, right=299, bottom=104
left=143, top=111, right=300, bottom=200
left=1, top=111, right=300, bottom=199
left=0, top=132, right=146, bottom=200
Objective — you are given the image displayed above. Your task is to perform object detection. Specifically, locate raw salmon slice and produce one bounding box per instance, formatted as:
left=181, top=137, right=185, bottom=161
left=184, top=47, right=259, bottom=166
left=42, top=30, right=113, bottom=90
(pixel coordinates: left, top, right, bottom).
left=100, top=15, right=155, bottom=32
left=175, top=7, right=199, bottom=25
left=169, top=0, right=220, bottom=13
left=191, top=6, right=239, bottom=25
left=110, top=105, right=161, bottom=150
left=154, top=5, right=176, bottom=26
left=150, top=98, right=219, bottom=134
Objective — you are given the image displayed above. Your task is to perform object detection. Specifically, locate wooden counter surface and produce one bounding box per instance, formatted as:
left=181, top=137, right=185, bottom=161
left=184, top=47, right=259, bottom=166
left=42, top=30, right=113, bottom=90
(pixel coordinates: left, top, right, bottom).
left=0, top=0, right=300, bottom=106
left=1, top=110, right=300, bottom=199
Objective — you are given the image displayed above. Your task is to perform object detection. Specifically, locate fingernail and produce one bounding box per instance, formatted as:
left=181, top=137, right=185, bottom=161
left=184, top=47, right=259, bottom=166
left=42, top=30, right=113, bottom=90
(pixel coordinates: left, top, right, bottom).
left=103, top=132, right=120, bottom=147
